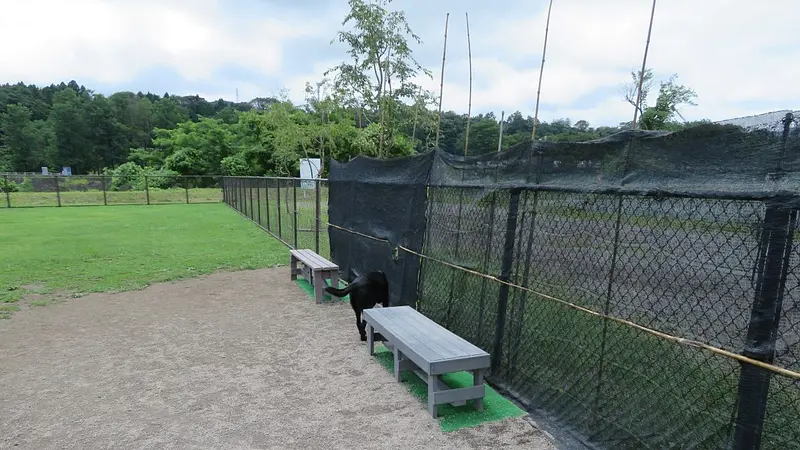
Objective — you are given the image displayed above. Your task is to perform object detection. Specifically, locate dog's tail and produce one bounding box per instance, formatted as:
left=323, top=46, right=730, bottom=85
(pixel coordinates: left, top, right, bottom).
left=324, top=282, right=355, bottom=298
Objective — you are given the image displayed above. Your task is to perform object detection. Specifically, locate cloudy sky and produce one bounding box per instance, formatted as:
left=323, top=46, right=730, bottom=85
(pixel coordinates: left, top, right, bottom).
left=1, top=0, right=797, bottom=127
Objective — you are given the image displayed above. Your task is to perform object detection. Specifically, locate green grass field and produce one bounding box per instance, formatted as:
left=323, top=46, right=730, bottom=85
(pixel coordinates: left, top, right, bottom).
left=0, top=203, right=285, bottom=318
left=4, top=188, right=222, bottom=207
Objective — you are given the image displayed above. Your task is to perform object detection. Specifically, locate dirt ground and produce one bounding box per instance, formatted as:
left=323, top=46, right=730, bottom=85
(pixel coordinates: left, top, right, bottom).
left=0, top=267, right=556, bottom=450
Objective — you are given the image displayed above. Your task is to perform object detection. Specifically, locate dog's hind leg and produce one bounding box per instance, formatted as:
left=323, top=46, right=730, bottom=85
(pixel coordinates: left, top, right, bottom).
left=354, top=308, right=367, bottom=341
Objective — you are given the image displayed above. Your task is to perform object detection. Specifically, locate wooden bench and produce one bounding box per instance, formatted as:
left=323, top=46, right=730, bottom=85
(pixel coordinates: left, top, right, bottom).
left=289, top=249, right=339, bottom=304
left=362, top=306, right=490, bottom=418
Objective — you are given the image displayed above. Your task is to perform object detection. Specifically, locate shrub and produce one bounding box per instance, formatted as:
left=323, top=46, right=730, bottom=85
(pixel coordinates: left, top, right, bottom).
left=221, top=154, right=250, bottom=176
left=145, top=168, right=182, bottom=189
left=17, top=177, right=34, bottom=192
left=0, top=178, right=18, bottom=193
left=109, top=162, right=145, bottom=191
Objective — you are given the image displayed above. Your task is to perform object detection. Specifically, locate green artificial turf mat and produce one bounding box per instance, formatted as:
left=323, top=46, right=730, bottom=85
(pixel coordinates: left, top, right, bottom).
left=372, top=343, right=526, bottom=432
left=294, top=277, right=349, bottom=302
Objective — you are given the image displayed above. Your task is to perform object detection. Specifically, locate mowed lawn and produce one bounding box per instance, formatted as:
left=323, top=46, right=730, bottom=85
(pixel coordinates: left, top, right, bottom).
left=0, top=203, right=286, bottom=318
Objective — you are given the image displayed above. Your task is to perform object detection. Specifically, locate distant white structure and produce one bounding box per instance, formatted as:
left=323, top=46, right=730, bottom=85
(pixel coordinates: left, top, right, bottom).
left=41, top=167, right=49, bottom=175
left=299, top=158, right=321, bottom=189
left=714, top=109, right=798, bottom=132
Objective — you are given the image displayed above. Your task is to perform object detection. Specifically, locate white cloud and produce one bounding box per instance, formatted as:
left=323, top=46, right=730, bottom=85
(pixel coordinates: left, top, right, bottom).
left=423, top=0, right=800, bottom=125
left=0, top=0, right=324, bottom=85
left=3, top=0, right=797, bottom=127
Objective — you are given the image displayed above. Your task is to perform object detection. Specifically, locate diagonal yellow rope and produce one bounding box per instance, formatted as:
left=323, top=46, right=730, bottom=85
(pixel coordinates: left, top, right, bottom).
left=323, top=221, right=800, bottom=380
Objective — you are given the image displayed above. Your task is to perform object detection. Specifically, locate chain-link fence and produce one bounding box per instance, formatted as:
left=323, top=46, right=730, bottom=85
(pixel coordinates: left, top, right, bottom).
left=222, top=176, right=330, bottom=259
left=221, top=118, right=800, bottom=449
left=417, top=186, right=799, bottom=449
left=1, top=174, right=223, bottom=207
left=222, top=178, right=799, bottom=448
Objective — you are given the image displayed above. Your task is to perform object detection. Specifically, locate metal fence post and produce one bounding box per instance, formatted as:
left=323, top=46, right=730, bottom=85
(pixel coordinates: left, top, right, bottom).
left=293, top=178, right=298, bottom=248
left=491, top=188, right=521, bottom=373
left=4, top=175, right=10, bottom=208
left=256, top=178, right=262, bottom=225
left=102, top=175, right=108, bottom=205
left=55, top=175, right=61, bottom=207
left=244, top=178, right=249, bottom=214
left=237, top=178, right=242, bottom=210
left=249, top=178, right=256, bottom=220
left=243, top=178, right=249, bottom=215
left=445, top=187, right=465, bottom=326
left=276, top=179, right=282, bottom=240
left=590, top=193, right=626, bottom=432
left=265, top=178, right=271, bottom=230
left=315, top=179, right=321, bottom=254
left=185, top=177, right=190, bottom=204
left=145, top=175, right=150, bottom=205
left=507, top=189, right=540, bottom=381
left=733, top=201, right=796, bottom=449
left=476, top=191, right=497, bottom=344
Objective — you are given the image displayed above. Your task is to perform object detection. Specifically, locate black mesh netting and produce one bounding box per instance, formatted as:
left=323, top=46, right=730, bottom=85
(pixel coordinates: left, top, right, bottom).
left=327, top=151, right=434, bottom=307
left=321, top=118, right=800, bottom=449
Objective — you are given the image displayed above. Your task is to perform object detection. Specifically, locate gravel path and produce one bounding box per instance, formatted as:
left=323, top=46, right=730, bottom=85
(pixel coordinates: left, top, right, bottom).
left=0, top=267, right=555, bottom=450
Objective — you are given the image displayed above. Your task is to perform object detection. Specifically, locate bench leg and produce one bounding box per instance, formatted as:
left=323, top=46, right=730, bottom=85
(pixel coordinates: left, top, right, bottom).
left=367, top=324, right=375, bottom=356
left=313, top=269, right=324, bottom=304
left=428, top=373, right=438, bottom=418
left=322, top=269, right=337, bottom=301
left=290, top=255, right=298, bottom=280
left=330, top=270, right=339, bottom=294
left=473, top=369, right=485, bottom=411
left=393, top=347, right=403, bottom=382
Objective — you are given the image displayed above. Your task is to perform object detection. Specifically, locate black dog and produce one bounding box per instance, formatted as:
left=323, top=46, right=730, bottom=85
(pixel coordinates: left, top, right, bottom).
left=325, top=270, right=389, bottom=341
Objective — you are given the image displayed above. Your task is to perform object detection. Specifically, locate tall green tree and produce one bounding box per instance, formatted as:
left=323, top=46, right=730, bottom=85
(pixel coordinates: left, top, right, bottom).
left=48, top=88, right=93, bottom=173
left=325, top=0, right=432, bottom=157
left=0, top=104, right=50, bottom=171
left=155, top=117, right=237, bottom=176
left=151, top=96, right=190, bottom=130
left=85, top=94, right=128, bottom=170
left=456, top=114, right=501, bottom=155
left=622, top=69, right=698, bottom=130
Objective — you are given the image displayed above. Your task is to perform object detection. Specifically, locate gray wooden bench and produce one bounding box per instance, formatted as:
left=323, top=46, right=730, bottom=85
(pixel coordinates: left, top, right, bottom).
left=289, top=249, right=339, bottom=304
left=362, top=306, right=490, bottom=418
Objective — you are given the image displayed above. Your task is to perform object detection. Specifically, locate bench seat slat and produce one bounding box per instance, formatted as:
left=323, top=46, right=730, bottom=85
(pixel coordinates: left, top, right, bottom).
left=387, top=312, right=463, bottom=360
left=367, top=307, right=488, bottom=360
left=396, top=308, right=484, bottom=357
left=290, top=249, right=337, bottom=270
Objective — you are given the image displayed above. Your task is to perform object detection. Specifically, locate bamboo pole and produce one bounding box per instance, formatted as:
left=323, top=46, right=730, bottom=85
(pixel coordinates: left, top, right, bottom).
left=464, top=12, right=473, bottom=156
left=435, top=13, right=450, bottom=148
left=531, top=0, right=554, bottom=142
left=497, top=110, right=505, bottom=152
left=631, top=0, right=657, bottom=130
